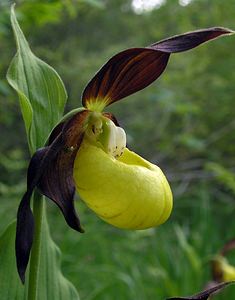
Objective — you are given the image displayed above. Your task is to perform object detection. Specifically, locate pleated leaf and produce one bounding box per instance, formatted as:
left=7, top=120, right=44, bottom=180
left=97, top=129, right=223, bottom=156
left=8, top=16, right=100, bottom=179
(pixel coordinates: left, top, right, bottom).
left=0, top=222, right=24, bottom=300
left=0, top=220, right=80, bottom=300
left=7, top=5, right=67, bottom=152
left=4, top=6, right=79, bottom=298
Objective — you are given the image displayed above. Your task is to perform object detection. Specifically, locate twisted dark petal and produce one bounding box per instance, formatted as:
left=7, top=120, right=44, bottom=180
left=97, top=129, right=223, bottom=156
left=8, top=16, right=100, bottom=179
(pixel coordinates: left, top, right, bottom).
left=16, top=137, right=63, bottom=283
left=37, top=152, right=82, bottom=232
left=15, top=109, right=89, bottom=283
left=15, top=191, right=34, bottom=283
left=37, top=149, right=83, bottom=233
left=82, top=27, right=232, bottom=108
left=37, top=110, right=90, bottom=229
left=151, top=27, right=233, bottom=53
left=166, top=281, right=235, bottom=300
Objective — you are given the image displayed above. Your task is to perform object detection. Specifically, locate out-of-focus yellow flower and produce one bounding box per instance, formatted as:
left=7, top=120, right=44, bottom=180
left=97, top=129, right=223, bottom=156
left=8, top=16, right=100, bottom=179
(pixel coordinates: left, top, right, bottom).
left=213, top=256, right=235, bottom=281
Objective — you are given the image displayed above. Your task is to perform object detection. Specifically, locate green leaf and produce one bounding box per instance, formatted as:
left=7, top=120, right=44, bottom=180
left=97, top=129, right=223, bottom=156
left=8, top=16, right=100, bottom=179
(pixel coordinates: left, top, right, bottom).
left=0, top=220, right=80, bottom=300
left=174, top=225, right=201, bottom=273
left=0, top=222, right=24, bottom=300
left=7, top=5, right=67, bottom=152
left=34, top=209, right=80, bottom=300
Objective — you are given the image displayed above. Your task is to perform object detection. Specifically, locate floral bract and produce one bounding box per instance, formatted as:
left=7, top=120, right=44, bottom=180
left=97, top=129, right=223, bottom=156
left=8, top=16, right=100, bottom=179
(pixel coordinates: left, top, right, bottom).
left=15, top=27, right=233, bottom=282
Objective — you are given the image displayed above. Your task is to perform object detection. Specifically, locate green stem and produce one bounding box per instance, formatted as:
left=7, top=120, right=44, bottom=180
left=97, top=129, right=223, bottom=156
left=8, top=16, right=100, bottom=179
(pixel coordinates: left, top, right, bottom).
left=27, top=191, right=45, bottom=300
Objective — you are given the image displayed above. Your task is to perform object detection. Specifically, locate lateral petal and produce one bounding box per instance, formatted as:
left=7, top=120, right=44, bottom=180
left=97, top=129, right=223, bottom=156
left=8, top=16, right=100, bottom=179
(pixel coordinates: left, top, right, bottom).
left=167, top=281, right=235, bottom=300
left=38, top=109, right=90, bottom=232
left=151, top=27, right=233, bottom=53
left=15, top=109, right=90, bottom=282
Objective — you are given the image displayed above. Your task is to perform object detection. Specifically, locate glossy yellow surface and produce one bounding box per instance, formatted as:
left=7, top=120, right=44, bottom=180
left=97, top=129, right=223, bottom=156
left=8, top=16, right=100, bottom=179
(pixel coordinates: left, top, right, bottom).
left=73, top=139, right=173, bottom=229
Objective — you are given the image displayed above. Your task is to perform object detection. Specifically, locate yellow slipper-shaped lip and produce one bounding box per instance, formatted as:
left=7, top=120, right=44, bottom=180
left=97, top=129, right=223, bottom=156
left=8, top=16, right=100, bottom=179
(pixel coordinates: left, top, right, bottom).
left=74, top=139, right=173, bottom=230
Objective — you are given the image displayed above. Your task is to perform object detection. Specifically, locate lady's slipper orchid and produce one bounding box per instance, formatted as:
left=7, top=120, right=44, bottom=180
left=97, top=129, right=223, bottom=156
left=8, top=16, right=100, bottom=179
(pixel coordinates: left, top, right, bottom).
left=213, top=256, right=235, bottom=282
left=212, top=239, right=235, bottom=282
left=16, top=27, right=233, bottom=282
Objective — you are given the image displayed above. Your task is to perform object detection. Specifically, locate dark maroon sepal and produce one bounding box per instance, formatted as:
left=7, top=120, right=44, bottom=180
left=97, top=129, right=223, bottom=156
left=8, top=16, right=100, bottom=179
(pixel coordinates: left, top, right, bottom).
left=151, top=27, right=233, bottom=53
left=167, top=281, right=235, bottom=300
left=15, top=109, right=90, bottom=282
left=82, top=27, right=232, bottom=109
left=82, top=48, right=170, bottom=107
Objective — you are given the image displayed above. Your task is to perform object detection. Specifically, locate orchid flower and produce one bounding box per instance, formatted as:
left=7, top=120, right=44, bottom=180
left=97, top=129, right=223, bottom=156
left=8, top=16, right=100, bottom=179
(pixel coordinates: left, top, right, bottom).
left=16, top=27, right=233, bottom=282
left=212, top=239, right=235, bottom=282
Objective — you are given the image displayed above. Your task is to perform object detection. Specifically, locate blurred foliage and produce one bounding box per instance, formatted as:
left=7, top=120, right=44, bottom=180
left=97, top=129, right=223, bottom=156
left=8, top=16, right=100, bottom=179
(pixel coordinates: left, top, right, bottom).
left=206, top=162, right=235, bottom=195
left=0, top=0, right=235, bottom=299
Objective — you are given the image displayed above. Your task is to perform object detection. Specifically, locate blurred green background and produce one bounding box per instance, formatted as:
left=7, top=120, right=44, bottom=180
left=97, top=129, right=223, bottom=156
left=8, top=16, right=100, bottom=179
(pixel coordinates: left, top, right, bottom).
left=0, top=0, right=235, bottom=299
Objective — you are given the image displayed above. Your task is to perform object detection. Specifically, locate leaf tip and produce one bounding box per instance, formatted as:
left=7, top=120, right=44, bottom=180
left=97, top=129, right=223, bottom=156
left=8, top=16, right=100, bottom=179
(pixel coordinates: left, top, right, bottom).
left=11, top=3, right=16, bottom=11
left=10, top=3, right=17, bottom=22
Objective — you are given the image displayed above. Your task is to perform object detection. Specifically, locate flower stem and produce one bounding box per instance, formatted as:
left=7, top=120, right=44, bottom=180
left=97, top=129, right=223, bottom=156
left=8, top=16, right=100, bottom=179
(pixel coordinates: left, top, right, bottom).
left=27, top=191, right=45, bottom=300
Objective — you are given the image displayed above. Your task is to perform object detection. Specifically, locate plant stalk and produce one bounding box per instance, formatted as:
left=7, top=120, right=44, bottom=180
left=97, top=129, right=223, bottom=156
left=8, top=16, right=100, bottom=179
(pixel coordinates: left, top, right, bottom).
left=27, top=191, right=45, bottom=300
